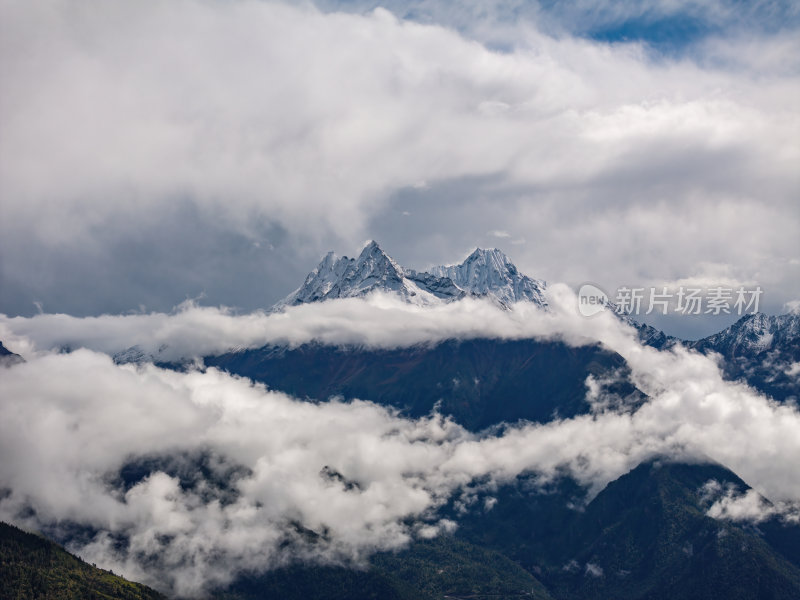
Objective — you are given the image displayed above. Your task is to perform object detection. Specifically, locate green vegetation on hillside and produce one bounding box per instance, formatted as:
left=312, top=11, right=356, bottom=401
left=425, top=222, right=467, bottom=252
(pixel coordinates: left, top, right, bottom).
left=217, top=536, right=552, bottom=600
left=0, top=522, right=165, bottom=600
left=372, top=536, right=553, bottom=599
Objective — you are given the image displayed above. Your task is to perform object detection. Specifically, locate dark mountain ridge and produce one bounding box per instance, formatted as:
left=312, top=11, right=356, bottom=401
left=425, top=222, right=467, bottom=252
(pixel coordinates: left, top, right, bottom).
left=203, top=337, right=644, bottom=431
left=450, top=460, right=800, bottom=600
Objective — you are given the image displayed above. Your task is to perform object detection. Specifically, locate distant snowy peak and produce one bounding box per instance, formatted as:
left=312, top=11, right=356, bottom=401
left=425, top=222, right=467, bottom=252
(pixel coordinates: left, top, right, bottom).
left=689, top=311, right=800, bottom=404
left=692, top=312, right=800, bottom=357
left=276, top=241, right=464, bottom=307
left=429, top=248, right=547, bottom=307
left=276, top=242, right=549, bottom=309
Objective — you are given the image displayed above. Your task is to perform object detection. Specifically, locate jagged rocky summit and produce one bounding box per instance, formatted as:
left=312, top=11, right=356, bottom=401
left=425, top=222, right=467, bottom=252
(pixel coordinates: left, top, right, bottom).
left=275, top=240, right=547, bottom=309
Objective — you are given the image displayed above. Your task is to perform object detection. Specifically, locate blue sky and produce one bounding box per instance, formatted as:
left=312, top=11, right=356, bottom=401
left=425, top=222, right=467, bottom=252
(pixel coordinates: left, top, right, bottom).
left=319, top=0, right=800, bottom=54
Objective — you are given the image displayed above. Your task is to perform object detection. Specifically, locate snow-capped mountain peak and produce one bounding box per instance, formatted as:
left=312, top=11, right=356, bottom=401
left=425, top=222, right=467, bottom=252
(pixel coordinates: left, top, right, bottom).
left=275, top=242, right=548, bottom=309
left=688, top=311, right=800, bottom=403
left=349, top=240, right=406, bottom=290
left=429, top=247, right=547, bottom=306
left=276, top=240, right=464, bottom=307
left=692, top=311, right=800, bottom=357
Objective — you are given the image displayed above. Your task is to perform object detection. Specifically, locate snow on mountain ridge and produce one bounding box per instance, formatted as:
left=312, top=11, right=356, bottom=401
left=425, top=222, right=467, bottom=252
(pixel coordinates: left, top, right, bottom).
left=429, top=247, right=547, bottom=307
left=276, top=241, right=464, bottom=307
left=692, top=312, right=800, bottom=357
left=688, top=311, right=800, bottom=403
left=275, top=242, right=547, bottom=309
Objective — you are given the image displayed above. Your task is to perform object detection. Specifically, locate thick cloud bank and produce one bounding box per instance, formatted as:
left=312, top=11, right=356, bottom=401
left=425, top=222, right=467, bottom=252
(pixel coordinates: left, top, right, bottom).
left=0, top=284, right=651, bottom=361
left=0, top=286, right=607, bottom=360
left=1, top=289, right=799, bottom=595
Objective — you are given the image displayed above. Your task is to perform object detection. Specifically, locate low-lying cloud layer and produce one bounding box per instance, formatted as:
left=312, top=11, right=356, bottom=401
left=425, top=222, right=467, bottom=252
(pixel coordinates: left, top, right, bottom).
left=1, top=285, right=624, bottom=361
left=1, top=289, right=799, bottom=595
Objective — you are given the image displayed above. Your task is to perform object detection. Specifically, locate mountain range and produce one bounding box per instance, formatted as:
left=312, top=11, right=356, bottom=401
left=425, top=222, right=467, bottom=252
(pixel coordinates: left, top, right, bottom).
left=276, top=241, right=798, bottom=354
left=114, top=240, right=800, bottom=404
left=2, top=241, right=799, bottom=599
left=194, top=242, right=799, bottom=596
left=260, top=241, right=800, bottom=410
left=276, top=241, right=547, bottom=308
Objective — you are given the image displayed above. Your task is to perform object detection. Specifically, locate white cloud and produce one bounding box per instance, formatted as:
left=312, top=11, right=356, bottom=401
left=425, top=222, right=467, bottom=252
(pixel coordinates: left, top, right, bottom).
left=585, top=562, right=603, bottom=577
left=704, top=480, right=800, bottom=524
left=0, top=351, right=470, bottom=594
left=785, top=300, right=800, bottom=315
left=0, top=286, right=618, bottom=361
